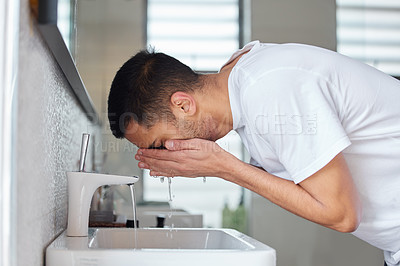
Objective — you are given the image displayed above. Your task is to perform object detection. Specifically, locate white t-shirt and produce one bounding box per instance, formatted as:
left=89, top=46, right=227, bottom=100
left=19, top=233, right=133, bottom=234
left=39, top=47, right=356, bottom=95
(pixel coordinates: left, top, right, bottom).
left=224, top=41, right=400, bottom=265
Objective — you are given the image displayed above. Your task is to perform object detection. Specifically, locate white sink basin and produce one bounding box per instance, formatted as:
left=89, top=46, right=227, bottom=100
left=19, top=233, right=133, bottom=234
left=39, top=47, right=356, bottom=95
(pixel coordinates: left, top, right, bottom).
left=46, top=228, right=276, bottom=266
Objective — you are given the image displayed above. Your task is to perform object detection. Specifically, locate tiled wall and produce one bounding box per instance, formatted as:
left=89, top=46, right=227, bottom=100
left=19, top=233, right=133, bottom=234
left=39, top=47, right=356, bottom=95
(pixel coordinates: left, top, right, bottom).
left=16, top=0, right=101, bottom=265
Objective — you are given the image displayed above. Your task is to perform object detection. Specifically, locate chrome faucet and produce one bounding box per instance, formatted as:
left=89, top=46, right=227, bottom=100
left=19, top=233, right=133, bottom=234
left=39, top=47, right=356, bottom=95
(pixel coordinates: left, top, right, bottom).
left=67, top=134, right=139, bottom=237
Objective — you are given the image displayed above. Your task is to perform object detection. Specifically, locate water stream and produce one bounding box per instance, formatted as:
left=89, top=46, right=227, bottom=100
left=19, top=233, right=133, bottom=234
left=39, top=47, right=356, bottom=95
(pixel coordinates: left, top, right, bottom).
left=128, top=184, right=138, bottom=249
left=168, top=177, right=173, bottom=202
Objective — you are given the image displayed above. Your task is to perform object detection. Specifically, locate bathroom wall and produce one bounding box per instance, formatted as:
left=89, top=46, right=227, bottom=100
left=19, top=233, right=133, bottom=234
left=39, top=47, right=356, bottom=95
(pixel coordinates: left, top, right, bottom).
left=247, top=0, right=384, bottom=265
left=251, top=0, right=337, bottom=51
left=16, top=0, right=101, bottom=265
left=249, top=194, right=383, bottom=266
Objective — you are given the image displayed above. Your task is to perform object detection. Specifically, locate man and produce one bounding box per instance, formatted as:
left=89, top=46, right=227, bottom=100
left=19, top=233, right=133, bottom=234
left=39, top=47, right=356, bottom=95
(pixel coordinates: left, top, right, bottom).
left=108, top=41, right=400, bottom=265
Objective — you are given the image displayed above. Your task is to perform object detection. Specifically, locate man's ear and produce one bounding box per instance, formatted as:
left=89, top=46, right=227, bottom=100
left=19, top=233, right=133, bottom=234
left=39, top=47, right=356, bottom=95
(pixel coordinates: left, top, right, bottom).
left=170, top=91, right=197, bottom=117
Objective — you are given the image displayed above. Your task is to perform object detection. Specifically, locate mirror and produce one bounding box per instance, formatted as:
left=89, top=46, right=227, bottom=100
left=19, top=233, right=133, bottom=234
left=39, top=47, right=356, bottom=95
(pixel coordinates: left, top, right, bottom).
left=38, top=0, right=98, bottom=123
left=38, top=0, right=147, bottom=201
left=38, top=0, right=146, bottom=125
left=74, top=0, right=146, bottom=124
left=56, top=0, right=76, bottom=57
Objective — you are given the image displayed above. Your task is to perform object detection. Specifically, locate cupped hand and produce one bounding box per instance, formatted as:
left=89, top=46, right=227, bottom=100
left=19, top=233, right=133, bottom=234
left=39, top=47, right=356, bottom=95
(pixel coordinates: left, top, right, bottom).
left=135, top=138, right=237, bottom=178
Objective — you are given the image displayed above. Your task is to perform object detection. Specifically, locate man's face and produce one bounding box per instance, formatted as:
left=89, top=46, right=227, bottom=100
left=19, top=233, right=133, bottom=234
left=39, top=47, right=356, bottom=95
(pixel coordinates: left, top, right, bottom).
left=124, top=117, right=216, bottom=149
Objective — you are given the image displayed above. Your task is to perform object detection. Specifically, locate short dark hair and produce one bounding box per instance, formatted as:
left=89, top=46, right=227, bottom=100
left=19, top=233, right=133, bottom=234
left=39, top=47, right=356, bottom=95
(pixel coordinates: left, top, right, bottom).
left=108, top=49, right=201, bottom=138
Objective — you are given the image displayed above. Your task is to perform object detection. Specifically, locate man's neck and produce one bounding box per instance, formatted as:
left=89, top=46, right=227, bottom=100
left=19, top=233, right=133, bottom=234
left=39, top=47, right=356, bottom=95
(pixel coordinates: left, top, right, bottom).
left=196, top=70, right=233, bottom=140
left=194, top=52, right=247, bottom=140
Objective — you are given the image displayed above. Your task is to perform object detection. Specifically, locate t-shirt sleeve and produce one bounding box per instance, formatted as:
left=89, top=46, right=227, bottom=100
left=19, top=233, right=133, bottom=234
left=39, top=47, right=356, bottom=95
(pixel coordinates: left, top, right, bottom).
left=249, top=157, right=262, bottom=168
left=244, top=69, right=351, bottom=184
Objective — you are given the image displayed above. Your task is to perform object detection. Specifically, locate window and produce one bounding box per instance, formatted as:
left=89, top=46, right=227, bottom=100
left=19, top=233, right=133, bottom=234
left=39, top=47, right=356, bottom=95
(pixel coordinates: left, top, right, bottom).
left=143, top=132, right=245, bottom=228
left=337, top=0, right=400, bottom=77
left=147, top=0, right=240, bottom=71
left=145, top=0, right=243, bottom=228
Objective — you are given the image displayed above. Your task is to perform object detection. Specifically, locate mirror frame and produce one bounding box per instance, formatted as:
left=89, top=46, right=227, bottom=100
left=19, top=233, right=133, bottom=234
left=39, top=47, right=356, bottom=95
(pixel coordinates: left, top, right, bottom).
left=38, top=0, right=99, bottom=123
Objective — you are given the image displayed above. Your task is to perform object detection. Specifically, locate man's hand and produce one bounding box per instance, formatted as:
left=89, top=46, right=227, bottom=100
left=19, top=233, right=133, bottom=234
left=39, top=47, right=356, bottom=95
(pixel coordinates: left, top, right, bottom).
left=135, top=139, right=361, bottom=233
left=135, top=138, right=239, bottom=178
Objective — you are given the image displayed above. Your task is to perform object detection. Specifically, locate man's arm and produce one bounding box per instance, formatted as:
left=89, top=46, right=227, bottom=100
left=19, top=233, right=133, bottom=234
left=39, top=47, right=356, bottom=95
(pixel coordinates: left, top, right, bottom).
left=226, top=151, right=362, bottom=232
left=135, top=138, right=361, bottom=233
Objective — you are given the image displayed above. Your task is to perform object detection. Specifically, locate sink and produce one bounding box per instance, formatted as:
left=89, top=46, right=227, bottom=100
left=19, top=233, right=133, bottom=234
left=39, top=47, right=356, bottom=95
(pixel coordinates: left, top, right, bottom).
left=46, top=228, right=276, bottom=266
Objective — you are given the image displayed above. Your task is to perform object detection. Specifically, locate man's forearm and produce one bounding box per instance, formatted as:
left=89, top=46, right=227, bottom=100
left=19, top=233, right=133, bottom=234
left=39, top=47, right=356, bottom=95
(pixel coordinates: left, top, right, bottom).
left=219, top=156, right=360, bottom=233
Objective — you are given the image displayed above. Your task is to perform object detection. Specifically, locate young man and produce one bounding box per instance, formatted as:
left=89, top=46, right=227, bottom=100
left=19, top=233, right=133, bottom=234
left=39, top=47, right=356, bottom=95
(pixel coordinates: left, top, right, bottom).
left=108, top=41, right=400, bottom=265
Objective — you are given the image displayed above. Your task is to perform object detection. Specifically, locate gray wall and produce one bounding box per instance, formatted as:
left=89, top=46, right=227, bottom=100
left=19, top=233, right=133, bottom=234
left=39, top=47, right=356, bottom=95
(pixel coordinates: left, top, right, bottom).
left=248, top=194, right=383, bottom=266
left=247, top=1, right=383, bottom=265
left=16, top=0, right=101, bottom=265
left=251, top=0, right=337, bottom=51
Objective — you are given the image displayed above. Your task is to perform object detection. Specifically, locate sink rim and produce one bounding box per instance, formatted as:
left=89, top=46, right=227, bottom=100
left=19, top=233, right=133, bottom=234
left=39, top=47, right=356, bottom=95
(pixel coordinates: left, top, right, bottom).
left=89, top=227, right=266, bottom=251
left=47, top=227, right=274, bottom=252
left=46, top=228, right=276, bottom=266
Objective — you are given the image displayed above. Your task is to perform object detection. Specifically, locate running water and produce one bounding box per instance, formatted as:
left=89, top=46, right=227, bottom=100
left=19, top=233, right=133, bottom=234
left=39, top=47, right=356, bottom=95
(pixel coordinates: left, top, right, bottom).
left=164, top=178, right=178, bottom=240
left=167, top=177, right=174, bottom=219
left=129, top=184, right=138, bottom=227
left=168, top=177, right=173, bottom=202
left=128, top=184, right=138, bottom=249
left=167, top=177, right=174, bottom=229
left=204, top=232, right=210, bottom=249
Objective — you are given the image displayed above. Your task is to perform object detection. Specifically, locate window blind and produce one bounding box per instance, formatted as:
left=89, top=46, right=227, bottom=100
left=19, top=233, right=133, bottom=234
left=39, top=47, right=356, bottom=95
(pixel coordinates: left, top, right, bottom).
left=337, top=0, right=400, bottom=76
left=145, top=1, right=242, bottom=228
left=147, top=0, right=240, bottom=71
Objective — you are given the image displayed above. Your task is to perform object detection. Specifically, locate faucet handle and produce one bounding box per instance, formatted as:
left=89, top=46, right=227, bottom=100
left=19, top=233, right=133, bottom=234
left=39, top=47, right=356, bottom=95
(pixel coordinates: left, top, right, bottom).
left=79, top=133, right=90, bottom=172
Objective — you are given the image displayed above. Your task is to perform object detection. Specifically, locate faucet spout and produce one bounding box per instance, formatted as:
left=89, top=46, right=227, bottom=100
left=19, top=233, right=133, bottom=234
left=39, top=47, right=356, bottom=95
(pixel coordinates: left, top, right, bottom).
left=66, top=171, right=139, bottom=237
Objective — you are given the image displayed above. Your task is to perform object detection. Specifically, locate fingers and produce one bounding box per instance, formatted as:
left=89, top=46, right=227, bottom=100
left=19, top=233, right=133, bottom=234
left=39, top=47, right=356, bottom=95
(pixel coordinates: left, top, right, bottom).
left=135, top=149, right=187, bottom=176
left=165, top=138, right=222, bottom=153
left=136, top=148, right=183, bottom=162
left=149, top=170, right=176, bottom=178
left=165, top=138, right=201, bottom=151
left=138, top=161, right=149, bottom=169
left=138, top=155, right=183, bottom=175
left=137, top=161, right=172, bottom=177
left=137, top=153, right=198, bottom=178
